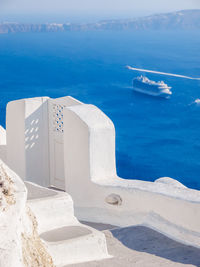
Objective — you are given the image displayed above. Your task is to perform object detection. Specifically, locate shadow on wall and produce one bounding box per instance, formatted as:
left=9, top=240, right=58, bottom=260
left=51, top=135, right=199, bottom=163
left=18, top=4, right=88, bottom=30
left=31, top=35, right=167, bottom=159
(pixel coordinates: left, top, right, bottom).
left=0, top=145, right=6, bottom=163
left=23, top=99, right=49, bottom=185
left=111, top=226, right=200, bottom=266
left=25, top=117, right=40, bottom=151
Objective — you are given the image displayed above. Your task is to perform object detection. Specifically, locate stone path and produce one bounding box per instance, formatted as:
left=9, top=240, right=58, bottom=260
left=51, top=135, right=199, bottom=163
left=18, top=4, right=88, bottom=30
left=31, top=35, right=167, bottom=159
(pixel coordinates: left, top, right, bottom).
left=67, top=225, right=200, bottom=267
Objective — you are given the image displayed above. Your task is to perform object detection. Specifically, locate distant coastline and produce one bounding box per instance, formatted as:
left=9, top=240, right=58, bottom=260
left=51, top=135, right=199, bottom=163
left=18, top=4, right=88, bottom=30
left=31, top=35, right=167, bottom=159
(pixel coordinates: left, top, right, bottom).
left=0, top=9, right=200, bottom=34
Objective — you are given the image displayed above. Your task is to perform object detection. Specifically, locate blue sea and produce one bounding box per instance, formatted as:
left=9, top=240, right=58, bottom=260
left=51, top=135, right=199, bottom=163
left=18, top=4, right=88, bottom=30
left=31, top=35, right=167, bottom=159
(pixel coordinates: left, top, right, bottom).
left=0, top=30, right=200, bottom=189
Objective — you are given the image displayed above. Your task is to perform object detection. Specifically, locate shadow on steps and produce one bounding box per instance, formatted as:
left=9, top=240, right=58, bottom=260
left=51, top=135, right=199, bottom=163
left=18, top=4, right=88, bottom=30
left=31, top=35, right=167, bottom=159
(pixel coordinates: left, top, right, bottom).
left=111, top=225, right=200, bottom=266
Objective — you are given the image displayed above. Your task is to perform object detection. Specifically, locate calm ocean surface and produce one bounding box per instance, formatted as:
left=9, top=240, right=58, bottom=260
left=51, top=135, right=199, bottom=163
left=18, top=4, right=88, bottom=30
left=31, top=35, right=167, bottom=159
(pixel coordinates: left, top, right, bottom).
left=0, top=30, right=200, bottom=189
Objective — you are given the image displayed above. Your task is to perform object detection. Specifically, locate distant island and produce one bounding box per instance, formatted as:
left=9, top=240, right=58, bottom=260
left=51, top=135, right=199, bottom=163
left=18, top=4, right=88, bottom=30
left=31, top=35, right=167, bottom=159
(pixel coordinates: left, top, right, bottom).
left=0, top=9, right=200, bottom=34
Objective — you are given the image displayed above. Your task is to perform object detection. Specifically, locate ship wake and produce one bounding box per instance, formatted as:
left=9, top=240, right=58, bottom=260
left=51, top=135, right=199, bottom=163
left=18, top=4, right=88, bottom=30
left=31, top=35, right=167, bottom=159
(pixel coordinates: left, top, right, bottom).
left=127, top=66, right=200, bottom=80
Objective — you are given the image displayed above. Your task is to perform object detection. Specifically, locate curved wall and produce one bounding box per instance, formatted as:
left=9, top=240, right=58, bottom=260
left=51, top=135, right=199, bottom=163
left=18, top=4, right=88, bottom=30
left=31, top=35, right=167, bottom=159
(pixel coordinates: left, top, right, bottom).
left=63, top=104, right=200, bottom=248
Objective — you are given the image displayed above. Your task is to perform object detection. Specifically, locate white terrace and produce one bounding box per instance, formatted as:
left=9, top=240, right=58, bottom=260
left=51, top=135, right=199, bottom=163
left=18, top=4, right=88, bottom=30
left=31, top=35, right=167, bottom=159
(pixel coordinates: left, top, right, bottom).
left=0, top=96, right=200, bottom=266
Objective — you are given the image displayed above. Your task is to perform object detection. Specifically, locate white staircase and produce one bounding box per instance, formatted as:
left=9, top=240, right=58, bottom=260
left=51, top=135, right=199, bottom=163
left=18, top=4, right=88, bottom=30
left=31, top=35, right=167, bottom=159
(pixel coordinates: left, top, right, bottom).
left=26, top=182, right=109, bottom=267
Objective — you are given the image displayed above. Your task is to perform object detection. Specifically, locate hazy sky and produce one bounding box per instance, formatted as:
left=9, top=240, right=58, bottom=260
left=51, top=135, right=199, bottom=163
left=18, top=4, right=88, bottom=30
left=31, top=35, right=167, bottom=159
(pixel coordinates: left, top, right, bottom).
left=1, top=0, right=200, bottom=22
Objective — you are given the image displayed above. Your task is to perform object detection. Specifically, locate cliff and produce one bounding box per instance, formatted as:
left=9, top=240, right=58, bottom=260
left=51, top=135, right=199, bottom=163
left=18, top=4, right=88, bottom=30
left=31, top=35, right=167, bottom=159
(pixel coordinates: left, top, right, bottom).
left=0, top=9, right=200, bottom=34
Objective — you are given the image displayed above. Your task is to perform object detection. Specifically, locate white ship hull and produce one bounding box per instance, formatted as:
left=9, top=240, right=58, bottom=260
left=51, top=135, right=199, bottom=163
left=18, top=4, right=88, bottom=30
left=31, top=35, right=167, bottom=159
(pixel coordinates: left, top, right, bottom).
left=132, top=76, right=172, bottom=98
left=133, top=86, right=172, bottom=98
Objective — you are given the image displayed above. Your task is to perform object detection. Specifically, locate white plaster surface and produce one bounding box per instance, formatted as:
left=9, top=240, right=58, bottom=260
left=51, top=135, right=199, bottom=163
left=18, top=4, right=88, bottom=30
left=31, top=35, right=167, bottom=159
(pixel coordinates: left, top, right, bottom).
left=26, top=181, right=110, bottom=266
left=42, top=225, right=109, bottom=267
left=6, top=97, right=50, bottom=185
left=48, top=96, right=82, bottom=190
left=26, top=181, right=78, bottom=233
left=6, top=96, right=83, bottom=188
left=67, top=225, right=200, bottom=267
left=0, top=163, right=109, bottom=267
left=5, top=96, right=110, bottom=265
left=0, top=126, right=6, bottom=163
left=63, top=103, right=200, bottom=248
left=0, top=126, right=6, bottom=145
left=4, top=96, right=200, bottom=251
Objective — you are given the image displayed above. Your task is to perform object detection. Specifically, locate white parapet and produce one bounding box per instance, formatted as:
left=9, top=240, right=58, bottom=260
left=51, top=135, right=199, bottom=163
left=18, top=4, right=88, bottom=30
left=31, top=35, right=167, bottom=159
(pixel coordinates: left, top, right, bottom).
left=0, top=125, right=6, bottom=145
left=6, top=96, right=82, bottom=188
left=0, top=126, right=7, bottom=163
left=63, top=104, right=200, bottom=248
left=5, top=95, right=200, bottom=249
left=6, top=97, right=50, bottom=185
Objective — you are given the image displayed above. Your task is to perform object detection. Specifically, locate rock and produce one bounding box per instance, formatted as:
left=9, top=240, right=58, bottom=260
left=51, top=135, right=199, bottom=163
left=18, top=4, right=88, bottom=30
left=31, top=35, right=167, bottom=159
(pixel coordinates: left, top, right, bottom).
left=0, top=160, right=55, bottom=267
left=105, top=194, right=122, bottom=206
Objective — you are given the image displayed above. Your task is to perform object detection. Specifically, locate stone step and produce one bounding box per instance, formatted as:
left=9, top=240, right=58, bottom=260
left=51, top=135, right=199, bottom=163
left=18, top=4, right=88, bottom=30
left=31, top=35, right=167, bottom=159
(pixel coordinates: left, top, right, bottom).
left=40, top=224, right=109, bottom=267
left=26, top=181, right=78, bottom=234
left=25, top=182, right=110, bottom=266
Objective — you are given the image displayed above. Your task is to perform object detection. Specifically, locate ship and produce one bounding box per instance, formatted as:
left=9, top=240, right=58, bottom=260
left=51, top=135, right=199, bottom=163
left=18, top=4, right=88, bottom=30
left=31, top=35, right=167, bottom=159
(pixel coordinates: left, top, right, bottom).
left=132, top=76, right=172, bottom=98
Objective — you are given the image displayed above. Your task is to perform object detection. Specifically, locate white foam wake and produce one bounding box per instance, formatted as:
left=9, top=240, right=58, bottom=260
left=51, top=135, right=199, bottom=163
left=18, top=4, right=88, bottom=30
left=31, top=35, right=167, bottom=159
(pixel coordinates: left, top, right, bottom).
left=126, top=66, right=200, bottom=80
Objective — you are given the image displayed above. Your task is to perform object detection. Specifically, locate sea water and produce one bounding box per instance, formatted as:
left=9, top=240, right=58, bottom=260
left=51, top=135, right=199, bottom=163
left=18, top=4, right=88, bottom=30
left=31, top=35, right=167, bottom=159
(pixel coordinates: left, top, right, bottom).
left=0, top=30, right=200, bottom=189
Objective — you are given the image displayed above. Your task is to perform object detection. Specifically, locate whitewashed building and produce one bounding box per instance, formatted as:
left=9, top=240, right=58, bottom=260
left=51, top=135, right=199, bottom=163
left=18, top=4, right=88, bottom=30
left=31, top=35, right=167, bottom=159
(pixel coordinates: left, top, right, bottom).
left=1, top=96, right=200, bottom=266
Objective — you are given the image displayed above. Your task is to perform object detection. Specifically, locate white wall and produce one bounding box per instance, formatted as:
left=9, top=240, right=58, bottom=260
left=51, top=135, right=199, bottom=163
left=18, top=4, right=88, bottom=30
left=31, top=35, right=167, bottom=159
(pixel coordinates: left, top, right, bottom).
left=6, top=96, right=82, bottom=188
left=5, top=95, right=200, bottom=248
left=25, top=97, right=49, bottom=186
left=0, top=126, right=7, bottom=163
left=7, top=99, right=26, bottom=179
left=63, top=104, right=116, bottom=192
left=0, top=125, right=6, bottom=145
left=6, top=97, right=50, bottom=186
left=63, top=103, right=200, bottom=248
left=48, top=96, right=82, bottom=189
